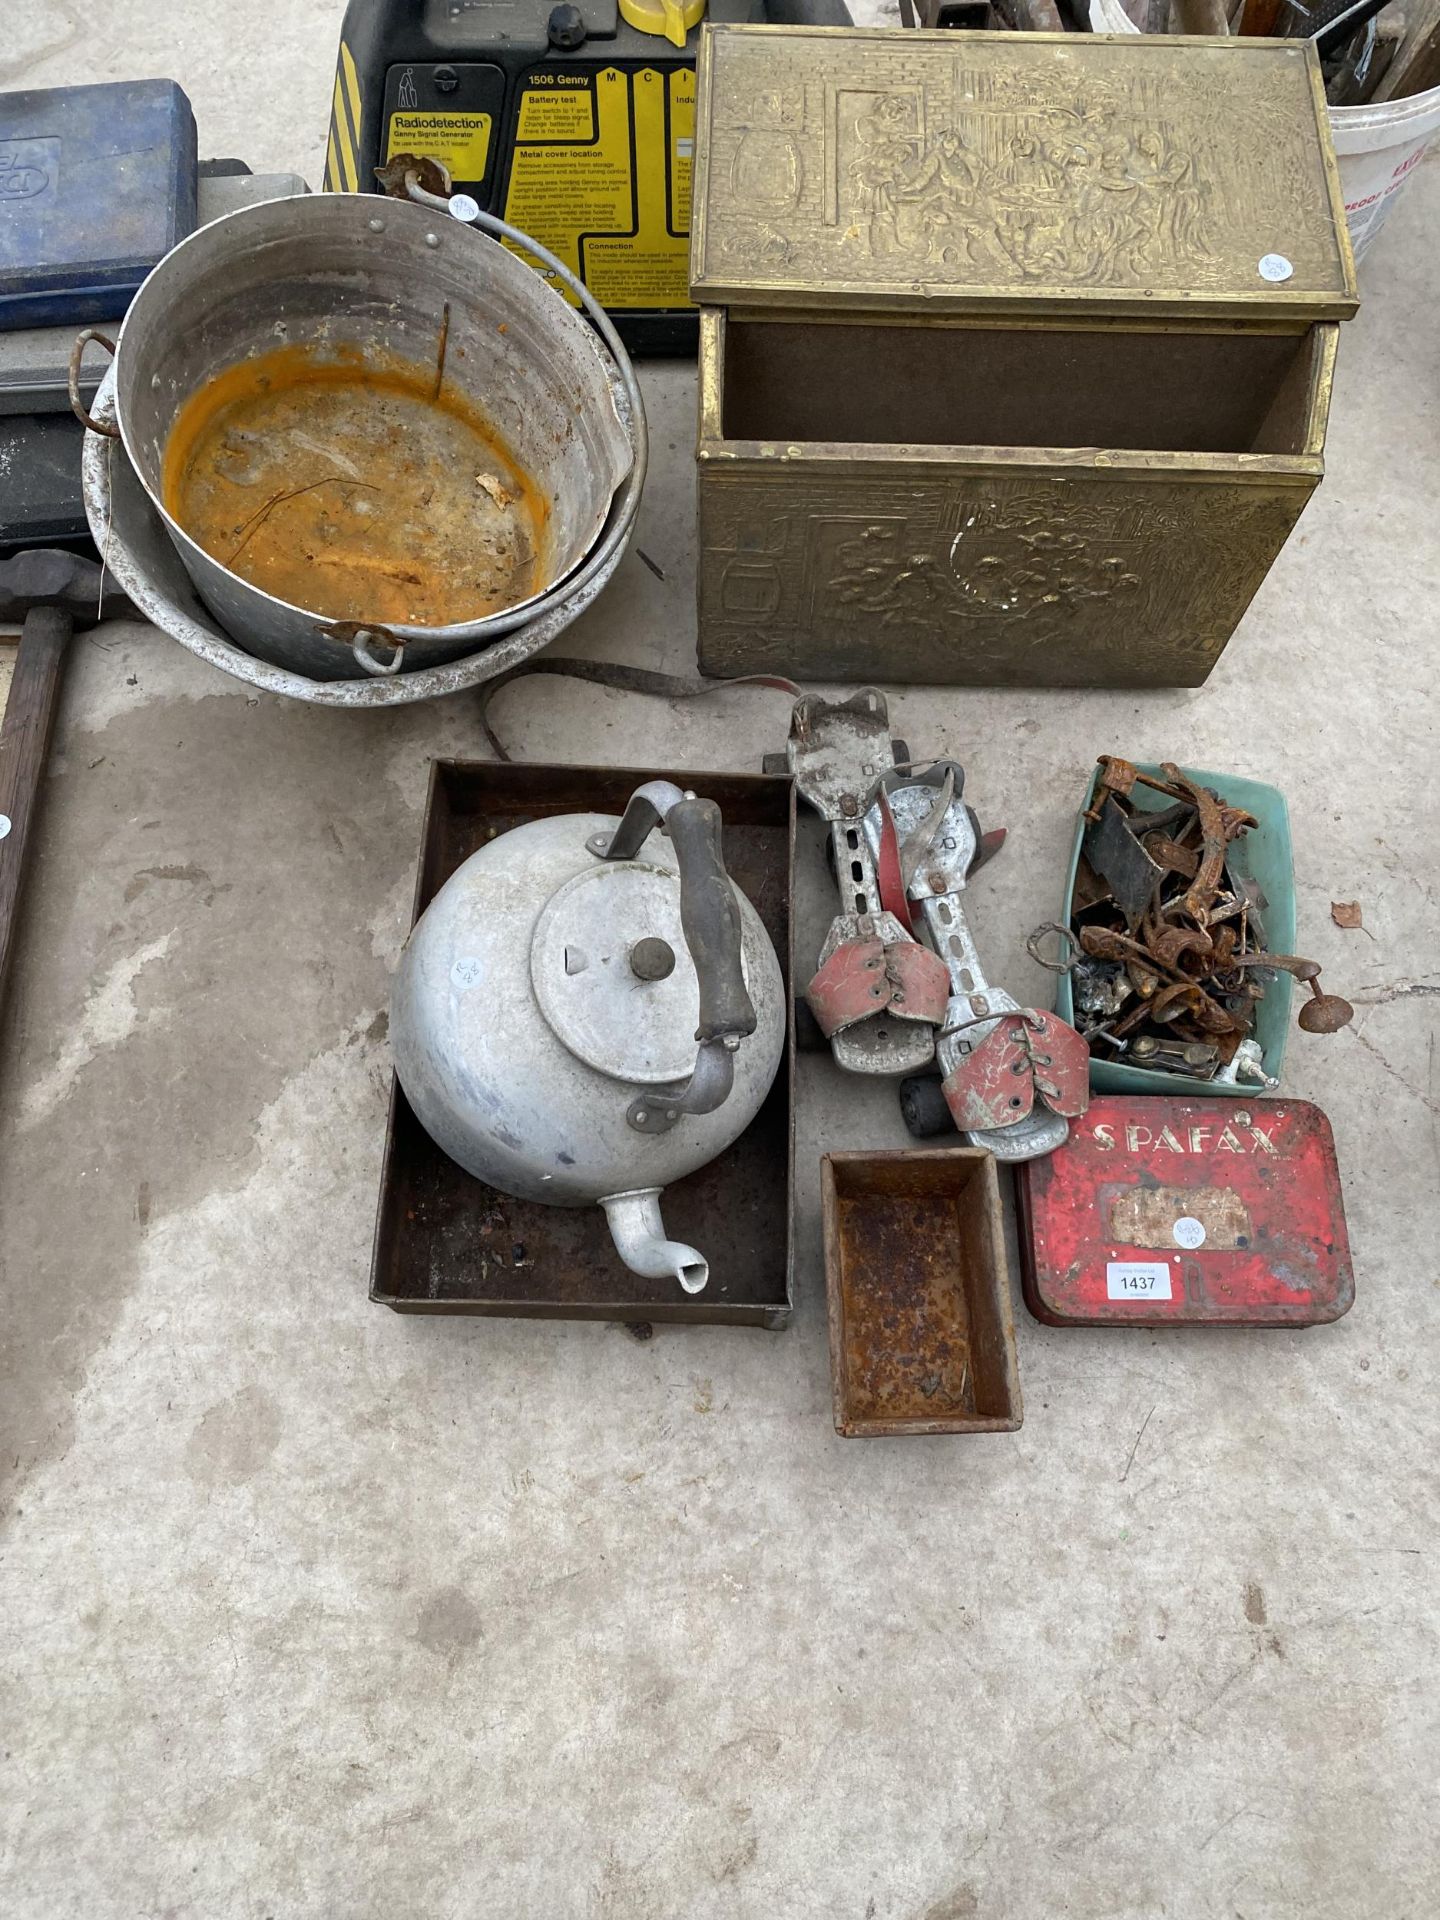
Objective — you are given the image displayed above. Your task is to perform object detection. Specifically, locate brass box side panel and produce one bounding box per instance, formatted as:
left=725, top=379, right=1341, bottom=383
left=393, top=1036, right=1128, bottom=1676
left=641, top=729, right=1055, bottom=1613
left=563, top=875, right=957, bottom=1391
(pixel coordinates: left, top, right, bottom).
left=1296, top=323, right=1338, bottom=459
left=692, top=27, right=1357, bottom=322
left=696, top=456, right=1318, bottom=688
left=698, top=307, right=726, bottom=442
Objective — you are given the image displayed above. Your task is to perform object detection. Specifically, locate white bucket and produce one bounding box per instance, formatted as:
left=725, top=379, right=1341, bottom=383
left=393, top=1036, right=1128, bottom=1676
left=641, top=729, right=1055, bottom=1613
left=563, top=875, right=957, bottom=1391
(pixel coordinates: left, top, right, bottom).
left=1329, top=85, right=1440, bottom=261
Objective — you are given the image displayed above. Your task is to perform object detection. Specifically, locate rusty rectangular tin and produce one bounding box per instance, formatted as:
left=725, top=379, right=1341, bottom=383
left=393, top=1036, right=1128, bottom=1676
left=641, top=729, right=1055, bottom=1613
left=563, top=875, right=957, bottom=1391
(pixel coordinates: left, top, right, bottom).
left=692, top=27, right=1355, bottom=688
left=822, top=1149, right=1022, bottom=1436
left=370, top=760, right=796, bottom=1328
left=1016, top=1095, right=1354, bottom=1328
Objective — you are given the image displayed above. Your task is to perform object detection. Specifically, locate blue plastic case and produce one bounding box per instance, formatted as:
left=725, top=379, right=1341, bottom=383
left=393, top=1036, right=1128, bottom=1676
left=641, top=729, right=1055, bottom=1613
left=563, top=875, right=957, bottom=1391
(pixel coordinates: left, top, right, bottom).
left=0, top=79, right=198, bottom=330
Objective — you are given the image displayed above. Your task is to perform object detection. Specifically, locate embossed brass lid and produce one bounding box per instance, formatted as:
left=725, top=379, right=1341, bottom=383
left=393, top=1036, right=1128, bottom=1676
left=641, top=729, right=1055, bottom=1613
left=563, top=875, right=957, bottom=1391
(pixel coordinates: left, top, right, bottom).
left=690, top=27, right=1358, bottom=322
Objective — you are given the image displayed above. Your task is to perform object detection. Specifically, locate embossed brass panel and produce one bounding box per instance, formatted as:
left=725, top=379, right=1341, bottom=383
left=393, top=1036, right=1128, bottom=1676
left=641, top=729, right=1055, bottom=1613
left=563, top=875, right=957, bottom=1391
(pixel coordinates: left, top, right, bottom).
left=692, top=27, right=1357, bottom=320
left=696, top=442, right=1321, bottom=688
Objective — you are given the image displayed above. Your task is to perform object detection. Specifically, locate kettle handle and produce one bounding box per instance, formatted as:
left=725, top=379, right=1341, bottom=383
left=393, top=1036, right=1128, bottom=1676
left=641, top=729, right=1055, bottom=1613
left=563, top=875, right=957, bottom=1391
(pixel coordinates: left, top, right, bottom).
left=591, top=782, right=758, bottom=1048
left=669, top=798, right=758, bottom=1045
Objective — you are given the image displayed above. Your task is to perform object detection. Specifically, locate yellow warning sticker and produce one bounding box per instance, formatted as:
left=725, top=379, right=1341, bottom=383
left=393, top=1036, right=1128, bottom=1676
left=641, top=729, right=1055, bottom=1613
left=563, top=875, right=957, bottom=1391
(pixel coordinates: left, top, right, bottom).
left=503, top=66, right=695, bottom=313
left=386, top=112, right=493, bottom=183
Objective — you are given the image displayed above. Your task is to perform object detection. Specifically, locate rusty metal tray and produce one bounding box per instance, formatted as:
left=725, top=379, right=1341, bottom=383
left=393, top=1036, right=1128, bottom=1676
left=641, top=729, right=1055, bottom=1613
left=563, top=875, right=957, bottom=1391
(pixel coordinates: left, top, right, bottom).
left=821, top=1149, right=1022, bottom=1437
left=370, top=760, right=795, bottom=1328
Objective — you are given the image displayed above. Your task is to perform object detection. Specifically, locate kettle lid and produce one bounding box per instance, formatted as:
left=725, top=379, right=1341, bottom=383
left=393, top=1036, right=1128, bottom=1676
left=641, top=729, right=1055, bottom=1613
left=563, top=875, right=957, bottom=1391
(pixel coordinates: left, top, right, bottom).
left=531, top=860, right=712, bottom=1085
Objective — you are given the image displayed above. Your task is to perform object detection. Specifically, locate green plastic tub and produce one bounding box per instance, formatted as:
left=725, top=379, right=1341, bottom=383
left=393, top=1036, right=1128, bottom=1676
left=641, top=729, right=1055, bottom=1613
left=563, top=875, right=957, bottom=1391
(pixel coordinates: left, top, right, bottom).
left=1056, top=764, right=1295, bottom=1098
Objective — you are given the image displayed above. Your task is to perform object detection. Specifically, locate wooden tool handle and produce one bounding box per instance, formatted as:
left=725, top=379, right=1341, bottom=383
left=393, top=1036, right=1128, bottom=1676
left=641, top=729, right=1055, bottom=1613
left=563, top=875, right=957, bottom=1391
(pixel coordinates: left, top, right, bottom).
left=0, top=608, right=71, bottom=1017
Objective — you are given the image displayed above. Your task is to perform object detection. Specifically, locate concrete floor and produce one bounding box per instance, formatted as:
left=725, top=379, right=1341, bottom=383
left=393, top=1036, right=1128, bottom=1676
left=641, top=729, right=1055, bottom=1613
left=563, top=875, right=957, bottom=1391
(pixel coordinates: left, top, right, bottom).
left=4, top=8, right=1439, bottom=1918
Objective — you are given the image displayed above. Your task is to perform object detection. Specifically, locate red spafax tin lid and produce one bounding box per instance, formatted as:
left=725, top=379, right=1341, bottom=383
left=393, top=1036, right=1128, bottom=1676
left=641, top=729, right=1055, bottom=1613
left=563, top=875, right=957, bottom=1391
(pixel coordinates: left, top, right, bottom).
left=1016, top=1096, right=1353, bottom=1328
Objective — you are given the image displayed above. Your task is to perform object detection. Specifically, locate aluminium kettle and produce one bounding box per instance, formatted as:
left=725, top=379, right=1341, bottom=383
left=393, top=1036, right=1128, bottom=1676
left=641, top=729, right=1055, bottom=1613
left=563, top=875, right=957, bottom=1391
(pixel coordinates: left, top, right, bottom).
left=390, top=780, right=786, bottom=1293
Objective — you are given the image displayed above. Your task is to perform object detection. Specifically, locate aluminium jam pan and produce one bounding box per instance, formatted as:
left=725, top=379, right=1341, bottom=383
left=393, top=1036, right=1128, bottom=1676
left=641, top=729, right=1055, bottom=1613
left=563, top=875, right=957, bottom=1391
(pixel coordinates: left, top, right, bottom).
left=76, top=193, right=644, bottom=682
left=371, top=760, right=796, bottom=1327
left=81, top=362, right=640, bottom=707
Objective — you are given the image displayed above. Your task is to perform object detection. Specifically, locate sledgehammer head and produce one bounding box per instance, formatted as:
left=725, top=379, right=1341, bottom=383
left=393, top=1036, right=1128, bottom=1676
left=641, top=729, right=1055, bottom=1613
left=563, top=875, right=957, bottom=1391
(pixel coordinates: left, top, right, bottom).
left=0, top=549, right=137, bottom=625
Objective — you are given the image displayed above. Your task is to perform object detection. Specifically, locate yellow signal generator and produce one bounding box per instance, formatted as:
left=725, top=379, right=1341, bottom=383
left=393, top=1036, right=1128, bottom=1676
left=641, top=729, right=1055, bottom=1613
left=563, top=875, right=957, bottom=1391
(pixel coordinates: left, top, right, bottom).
left=324, top=0, right=849, bottom=354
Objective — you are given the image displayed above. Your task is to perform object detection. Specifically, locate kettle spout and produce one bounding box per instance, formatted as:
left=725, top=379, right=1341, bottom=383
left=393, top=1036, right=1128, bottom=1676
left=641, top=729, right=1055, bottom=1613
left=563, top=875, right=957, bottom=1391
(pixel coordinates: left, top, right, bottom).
left=600, top=1188, right=709, bottom=1295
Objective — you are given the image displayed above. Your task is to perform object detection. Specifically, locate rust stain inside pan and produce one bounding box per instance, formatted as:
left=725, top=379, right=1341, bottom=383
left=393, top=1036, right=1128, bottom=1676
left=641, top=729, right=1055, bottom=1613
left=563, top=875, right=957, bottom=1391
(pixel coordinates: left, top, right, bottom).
left=823, top=1150, right=1021, bottom=1437
left=162, top=342, right=549, bottom=628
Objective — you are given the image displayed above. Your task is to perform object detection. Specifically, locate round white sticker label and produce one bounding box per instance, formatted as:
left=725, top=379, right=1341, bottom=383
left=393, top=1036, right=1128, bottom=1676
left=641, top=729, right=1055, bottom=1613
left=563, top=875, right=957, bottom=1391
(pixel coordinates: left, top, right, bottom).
left=1173, top=1215, right=1207, bottom=1250
left=1258, top=253, right=1294, bottom=283
left=450, top=956, right=483, bottom=990
left=448, top=193, right=481, bottom=224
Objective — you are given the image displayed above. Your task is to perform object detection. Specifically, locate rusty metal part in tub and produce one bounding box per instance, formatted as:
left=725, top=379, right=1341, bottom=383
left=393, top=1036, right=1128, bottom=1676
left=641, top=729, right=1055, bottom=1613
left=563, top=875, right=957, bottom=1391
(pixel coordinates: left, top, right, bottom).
left=1036, top=756, right=1354, bottom=1079
left=777, top=689, right=1089, bottom=1161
